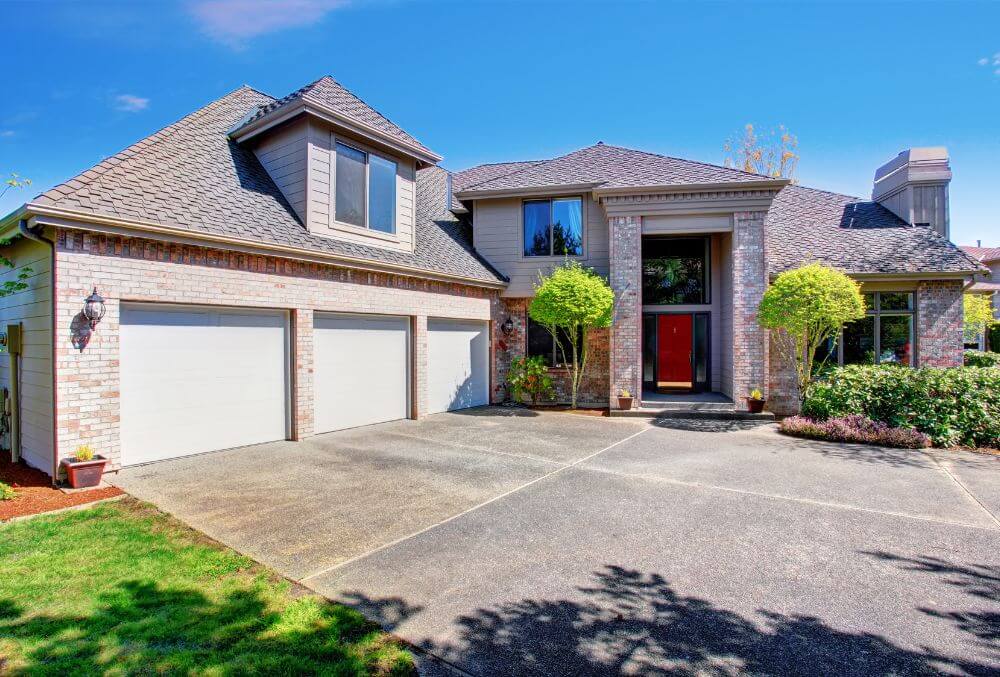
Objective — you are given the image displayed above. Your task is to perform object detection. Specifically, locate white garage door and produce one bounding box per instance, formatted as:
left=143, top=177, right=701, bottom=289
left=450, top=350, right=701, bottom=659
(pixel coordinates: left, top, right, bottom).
left=427, top=319, right=489, bottom=414
left=120, top=304, right=289, bottom=466
left=313, top=313, right=409, bottom=433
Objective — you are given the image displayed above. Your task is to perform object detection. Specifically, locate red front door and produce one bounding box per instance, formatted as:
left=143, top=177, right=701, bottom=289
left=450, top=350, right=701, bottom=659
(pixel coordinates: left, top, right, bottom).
left=656, top=314, right=693, bottom=386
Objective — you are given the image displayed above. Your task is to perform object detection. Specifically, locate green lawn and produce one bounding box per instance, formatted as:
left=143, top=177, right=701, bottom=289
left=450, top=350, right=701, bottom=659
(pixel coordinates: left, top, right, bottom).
left=0, top=498, right=415, bottom=676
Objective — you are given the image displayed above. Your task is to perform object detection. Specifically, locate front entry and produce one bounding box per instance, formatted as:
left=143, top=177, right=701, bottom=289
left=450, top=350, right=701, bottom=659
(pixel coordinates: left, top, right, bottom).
left=643, top=312, right=710, bottom=393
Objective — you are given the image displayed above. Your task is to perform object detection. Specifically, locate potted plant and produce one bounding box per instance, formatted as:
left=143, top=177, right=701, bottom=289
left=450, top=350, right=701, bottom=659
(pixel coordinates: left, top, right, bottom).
left=61, top=444, right=108, bottom=489
left=617, top=388, right=634, bottom=411
left=745, top=388, right=766, bottom=414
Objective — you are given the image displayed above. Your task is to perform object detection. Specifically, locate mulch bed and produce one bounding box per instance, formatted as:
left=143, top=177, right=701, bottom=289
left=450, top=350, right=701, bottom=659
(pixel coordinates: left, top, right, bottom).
left=0, top=456, right=123, bottom=522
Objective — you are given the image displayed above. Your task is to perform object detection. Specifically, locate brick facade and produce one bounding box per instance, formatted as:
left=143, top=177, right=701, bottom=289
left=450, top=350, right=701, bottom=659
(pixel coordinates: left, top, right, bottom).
left=917, top=280, right=964, bottom=367
left=53, top=229, right=500, bottom=472
left=608, top=215, right=642, bottom=408
left=731, top=211, right=769, bottom=409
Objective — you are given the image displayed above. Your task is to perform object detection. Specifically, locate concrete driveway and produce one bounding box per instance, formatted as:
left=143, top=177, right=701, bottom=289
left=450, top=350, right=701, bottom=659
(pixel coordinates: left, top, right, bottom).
left=114, top=407, right=1000, bottom=676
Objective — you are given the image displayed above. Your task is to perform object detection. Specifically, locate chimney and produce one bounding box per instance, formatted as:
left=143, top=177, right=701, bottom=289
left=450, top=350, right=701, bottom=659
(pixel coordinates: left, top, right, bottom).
left=872, top=147, right=951, bottom=240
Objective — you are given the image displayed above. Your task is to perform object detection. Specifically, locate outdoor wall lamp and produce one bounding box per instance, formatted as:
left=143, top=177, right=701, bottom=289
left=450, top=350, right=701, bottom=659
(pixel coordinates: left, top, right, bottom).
left=501, top=317, right=514, bottom=336
left=83, top=287, right=106, bottom=329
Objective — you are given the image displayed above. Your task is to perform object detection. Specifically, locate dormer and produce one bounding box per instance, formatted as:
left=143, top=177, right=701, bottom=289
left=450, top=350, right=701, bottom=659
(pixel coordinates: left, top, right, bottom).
left=230, top=77, right=441, bottom=253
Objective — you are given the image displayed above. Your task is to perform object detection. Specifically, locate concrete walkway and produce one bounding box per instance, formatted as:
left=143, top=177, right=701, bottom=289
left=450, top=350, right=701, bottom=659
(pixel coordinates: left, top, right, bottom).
left=114, top=408, right=1000, bottom=675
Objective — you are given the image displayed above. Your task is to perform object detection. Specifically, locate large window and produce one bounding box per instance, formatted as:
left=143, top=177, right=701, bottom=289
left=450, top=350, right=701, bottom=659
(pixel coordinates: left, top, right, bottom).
left=820, top=292, right=915, bottom=368
left=334, top=141, right=397, bottom=233
left=523, top=198, right=583, bottom=257
left=642, top=236, right=709, bottom=305
left=526, top=317, right=583, bottom=368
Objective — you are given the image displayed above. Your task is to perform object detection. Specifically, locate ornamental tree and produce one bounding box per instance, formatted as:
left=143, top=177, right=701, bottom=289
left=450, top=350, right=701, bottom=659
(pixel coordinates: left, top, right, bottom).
left=963, top=293, right=994, bottom=345
left=758, top=263, right=866, bottom=401
left=529, top=261, right=614, bottom=408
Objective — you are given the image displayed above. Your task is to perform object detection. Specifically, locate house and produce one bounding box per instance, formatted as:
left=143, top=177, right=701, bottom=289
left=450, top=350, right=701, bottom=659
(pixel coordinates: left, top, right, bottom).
left=960, top=243, right=1000, bottom=349
left=0, top=76, right=984, bottom=478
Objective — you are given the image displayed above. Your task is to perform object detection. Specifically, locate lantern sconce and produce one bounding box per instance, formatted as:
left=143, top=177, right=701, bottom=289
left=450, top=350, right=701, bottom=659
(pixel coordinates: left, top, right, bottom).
left=500, top=317, right=514, bottom=336
left=83, top=287, right=106, bottom=329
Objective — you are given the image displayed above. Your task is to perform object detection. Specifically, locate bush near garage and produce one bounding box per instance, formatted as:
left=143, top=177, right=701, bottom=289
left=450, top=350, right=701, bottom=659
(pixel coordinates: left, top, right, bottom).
left=780, top=415, right=931, bottom=449
left=801, top=365, right=1000, bottom=449
left=964, top=349, right=1000, bottom=367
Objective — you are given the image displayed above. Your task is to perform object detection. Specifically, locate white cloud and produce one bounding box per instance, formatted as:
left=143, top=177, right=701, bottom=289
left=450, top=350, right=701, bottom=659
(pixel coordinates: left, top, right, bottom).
left=977, top=52, right=1000, bottom=76
left=114, top=94, right=150, bottom=112
left=187, top=0, right=349, bottom=48
left=0, top=130, right=14, bottom=138
left=979, top=57, right=990, bottom=66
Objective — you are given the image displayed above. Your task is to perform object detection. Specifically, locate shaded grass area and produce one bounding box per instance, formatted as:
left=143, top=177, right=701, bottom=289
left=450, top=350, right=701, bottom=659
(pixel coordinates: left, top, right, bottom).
left=0, top=497, right=414, bottom=675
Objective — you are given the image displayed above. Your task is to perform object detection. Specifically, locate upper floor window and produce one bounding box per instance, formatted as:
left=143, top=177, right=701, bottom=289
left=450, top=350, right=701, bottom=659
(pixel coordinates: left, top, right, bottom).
left=523, top=197, right=583, bottom=257
left=335, top=141, right=396, bottom=234
left=642, top=236, right=709, bottom=305
left=817, top=292, right=915, bottom=368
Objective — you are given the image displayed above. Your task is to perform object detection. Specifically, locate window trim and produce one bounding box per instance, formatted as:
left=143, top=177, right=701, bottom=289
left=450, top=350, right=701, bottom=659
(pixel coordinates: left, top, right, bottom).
left=829, top=291, right=917, bottom=367
left=519, top=196, right=586, bottom=259
left=332, top=137, right=398, bottom=236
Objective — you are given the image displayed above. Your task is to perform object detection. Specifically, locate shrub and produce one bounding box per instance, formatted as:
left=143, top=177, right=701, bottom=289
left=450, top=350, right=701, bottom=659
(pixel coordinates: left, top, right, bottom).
left=0, top=481, right=16, bottom=500
left=74, top=444, right=96, bottom=461
left=780, top=415, right=931, bottom=449
left=507, top=355, right=555, bottom=405
left=803, top=365, right=1000, bottom=448
left=964, top=349, right=1000, bottom=368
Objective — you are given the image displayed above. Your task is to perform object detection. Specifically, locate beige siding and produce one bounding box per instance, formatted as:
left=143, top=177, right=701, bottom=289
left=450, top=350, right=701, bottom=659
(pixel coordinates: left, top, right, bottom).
left=473, top=195, right=609, bottom=297
left=253, top=120, right=309, bottom=223
left=0, top=238, right=53, bottom=472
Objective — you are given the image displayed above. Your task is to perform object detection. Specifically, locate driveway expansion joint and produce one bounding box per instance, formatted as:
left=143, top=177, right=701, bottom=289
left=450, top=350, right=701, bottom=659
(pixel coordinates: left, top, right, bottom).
left=928, top=452, right=1000, bottom=528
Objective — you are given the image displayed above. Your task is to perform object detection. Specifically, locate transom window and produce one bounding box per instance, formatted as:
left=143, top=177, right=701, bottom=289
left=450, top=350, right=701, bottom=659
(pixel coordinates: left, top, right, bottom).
left=526, top=317, right=583, bottom=368
left=523, top=198, right=583, bottom=257
left=334, top=141, right=397, bottom=234
left=642, top=236, right=710, bottom=305
left=817, top=292, right=915, bottom=368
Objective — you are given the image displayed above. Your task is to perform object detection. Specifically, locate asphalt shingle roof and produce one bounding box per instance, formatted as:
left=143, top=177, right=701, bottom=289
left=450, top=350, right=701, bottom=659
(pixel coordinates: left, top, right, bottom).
left=456, top=143, right=770, bottom=194
left=766, top=184, right=983, bottom=276
left=233, top=76, right=437, bottom=158
left=33, top=87, right=503, bottom=284
left=961, top=246, right=1000, bottom=263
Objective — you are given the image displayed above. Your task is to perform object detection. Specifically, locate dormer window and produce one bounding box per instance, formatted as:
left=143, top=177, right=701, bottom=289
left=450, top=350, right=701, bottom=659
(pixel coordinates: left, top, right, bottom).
left=335, top=141, right=397, bottom=234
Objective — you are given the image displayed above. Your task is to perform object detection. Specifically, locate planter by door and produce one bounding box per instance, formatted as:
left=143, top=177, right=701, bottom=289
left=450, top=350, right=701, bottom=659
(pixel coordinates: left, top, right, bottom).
left=745, top=398, right=766, bottom=414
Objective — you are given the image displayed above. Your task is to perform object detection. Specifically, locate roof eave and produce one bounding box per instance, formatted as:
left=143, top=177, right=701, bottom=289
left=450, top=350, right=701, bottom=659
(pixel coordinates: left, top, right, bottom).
left=592, top=178, right=790, bottom=197
left=229, top=98, right=442, bottom=165
left=454, top=182, right=603, bottom=200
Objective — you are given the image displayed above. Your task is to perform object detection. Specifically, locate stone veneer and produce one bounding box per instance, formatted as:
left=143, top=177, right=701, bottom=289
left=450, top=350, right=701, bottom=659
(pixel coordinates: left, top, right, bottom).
left=608, top=215, right=642, bottom=407
left=54, top=229, right=501, bottom=472
left=731, top=211, right=769, bottom=409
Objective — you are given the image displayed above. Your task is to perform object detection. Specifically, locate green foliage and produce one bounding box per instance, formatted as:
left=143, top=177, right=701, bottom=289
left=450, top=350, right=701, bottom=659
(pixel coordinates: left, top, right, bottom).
left=964, top=350, right=1000, bottom=368
left=73, top=444, right=96, bottom=461
left=1, top=173, right=31, bottom=200
left=529, top=261, right=614, bottom=408
left=0, top=481, right=16, bottom=500
left=990, top=322, right=1000, bottom=353
left=802, top=365, right=1000, bottom=448
left=507, top=355, right=555, bottom=405
left=0, top=236, right=32, bottom=298
left=759, top=263, right=866, bottom=400
left=964, top=293, right=994, bottom=343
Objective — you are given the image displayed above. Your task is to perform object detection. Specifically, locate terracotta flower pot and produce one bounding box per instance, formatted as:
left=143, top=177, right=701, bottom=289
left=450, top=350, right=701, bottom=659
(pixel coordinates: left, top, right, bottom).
left=61, top=456, right=108, bottom=488
left=745, top=398, right=766, bottom=414
left=617, top=396, right=634, bottom=410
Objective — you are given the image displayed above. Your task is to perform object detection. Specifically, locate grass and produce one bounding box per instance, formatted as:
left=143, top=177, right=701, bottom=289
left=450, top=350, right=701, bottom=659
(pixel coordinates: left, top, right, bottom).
left=0, top=498, right=415, bottom=676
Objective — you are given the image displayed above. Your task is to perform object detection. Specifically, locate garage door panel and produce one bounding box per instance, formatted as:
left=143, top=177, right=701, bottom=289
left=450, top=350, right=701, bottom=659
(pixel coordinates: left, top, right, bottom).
left=120, top=305, right=288, bottom=465
left=427, top=319, right=489, bottom=415
left=314, top=314, right=409, bottom=434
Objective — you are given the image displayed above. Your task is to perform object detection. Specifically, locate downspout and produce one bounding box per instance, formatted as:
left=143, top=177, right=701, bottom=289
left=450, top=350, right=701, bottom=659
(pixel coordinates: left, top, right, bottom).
left=18, top=219, right=58, bottom=482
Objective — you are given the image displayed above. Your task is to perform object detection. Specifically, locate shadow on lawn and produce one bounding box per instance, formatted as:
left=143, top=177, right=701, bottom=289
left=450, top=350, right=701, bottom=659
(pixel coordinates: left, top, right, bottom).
left=404, top=565, right=995, bottom=676
left=1, top=580, right=407, bottom=674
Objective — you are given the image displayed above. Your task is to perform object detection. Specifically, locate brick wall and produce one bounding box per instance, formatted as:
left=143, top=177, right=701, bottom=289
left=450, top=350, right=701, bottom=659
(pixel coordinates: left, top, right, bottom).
left=767, top=337, right=800, bottom=415
left=917, top=280, right=964, bottom=367
left=731, top=211, right=769, bottom=409
left=608, top=215, right=642, bottom=408
left=53, top=229, right=499, bottom=472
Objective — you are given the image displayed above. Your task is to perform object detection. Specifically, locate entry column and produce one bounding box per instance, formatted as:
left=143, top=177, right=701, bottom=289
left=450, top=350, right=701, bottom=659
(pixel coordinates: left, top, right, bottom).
left=731, top=211, right=769, bottom=409
left=609, top=214, right=642, bottom=409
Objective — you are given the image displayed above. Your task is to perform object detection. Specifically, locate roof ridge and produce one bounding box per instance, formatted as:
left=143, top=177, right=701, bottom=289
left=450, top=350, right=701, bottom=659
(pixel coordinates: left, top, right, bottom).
left=461, top=159, right=547, bottom=169
left=597, top=142, right=773, bottom=181
left=784, top=182, right=867, bottom=204
left=35, top=86, right=273, bottom=204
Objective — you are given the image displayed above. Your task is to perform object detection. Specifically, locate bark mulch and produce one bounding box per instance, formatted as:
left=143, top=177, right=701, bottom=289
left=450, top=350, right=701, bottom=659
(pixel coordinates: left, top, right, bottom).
left=0, top=456, right=123, bottom=522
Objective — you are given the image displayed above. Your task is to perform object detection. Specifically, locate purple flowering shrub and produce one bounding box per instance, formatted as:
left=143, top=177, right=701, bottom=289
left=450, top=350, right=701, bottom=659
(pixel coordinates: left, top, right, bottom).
left=780, top=414, right=931, bottom=449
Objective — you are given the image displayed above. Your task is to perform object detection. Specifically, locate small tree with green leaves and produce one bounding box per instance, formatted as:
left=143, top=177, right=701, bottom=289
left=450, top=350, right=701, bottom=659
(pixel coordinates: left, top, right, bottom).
left=964, top=293, right=995, bottom=346
left=529, top=261, right=614, bottom=408
left=758, top=263, right=866, bottom=401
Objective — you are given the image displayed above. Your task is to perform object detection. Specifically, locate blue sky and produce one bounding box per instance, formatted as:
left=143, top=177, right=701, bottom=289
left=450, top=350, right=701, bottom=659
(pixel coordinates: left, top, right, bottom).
left=2, top=0, right=997, bottom=246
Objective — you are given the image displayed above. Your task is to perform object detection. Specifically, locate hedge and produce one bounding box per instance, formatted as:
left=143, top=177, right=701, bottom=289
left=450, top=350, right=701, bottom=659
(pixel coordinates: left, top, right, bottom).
left=965, top=349, right=1000, bottom=367
left=802, top=365, right=1000, bottom=448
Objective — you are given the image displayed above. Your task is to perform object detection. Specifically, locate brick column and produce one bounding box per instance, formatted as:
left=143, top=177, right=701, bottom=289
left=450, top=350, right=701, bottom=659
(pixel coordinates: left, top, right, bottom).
left=731, top=211, right=769, bottom=409
left=412, top=315, right=428, bottom=417
left=917, top=280, right=963, bottom=367
left=609, top=215, right=641, bottom=408
left=292, top=308, right=313, bottom=440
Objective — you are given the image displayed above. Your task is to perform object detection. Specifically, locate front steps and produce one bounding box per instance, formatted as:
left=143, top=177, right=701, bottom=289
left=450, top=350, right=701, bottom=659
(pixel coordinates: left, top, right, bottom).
left=610, top=401, right=775, bottom=421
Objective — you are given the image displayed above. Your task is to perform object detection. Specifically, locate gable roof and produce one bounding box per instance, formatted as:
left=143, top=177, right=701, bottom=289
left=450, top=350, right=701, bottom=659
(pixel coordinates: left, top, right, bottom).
left=960, top=245, right=1000, bottom=263
left=231, top=76, right=439, bottom=161
left=455, top=142, right=781, bottom=196
left=766, top=184, right=984, bottom=276
left=29, top=86, right=504, bottom=285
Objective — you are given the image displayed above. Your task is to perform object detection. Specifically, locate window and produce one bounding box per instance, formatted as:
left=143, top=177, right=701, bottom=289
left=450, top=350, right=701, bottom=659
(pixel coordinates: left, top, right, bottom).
left=642, top=237, right=709, bottom=305
left=523, top=198, right=583, bottom=256
left=334, top=141, right=397, bottom=233
left=830, top=292, right=914, bottom=366
left=526, top=317, right=583, bottom=368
